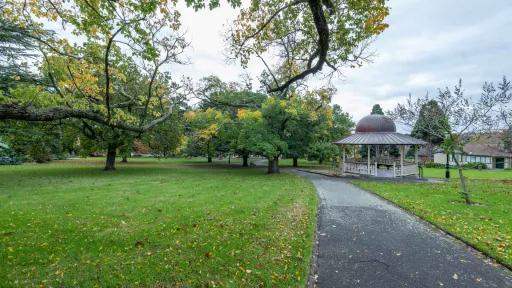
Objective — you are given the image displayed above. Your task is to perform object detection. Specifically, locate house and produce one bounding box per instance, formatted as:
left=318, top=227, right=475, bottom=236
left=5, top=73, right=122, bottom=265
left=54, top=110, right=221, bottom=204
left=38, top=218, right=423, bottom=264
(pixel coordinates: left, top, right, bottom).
left=433, top=132, right=512, bottom=169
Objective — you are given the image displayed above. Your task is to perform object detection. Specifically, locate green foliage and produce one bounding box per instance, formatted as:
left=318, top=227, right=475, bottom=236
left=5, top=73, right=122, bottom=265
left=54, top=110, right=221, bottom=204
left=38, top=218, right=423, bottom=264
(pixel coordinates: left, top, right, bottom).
left=307, top=142, right=338, bottom=164
left=423, top=161, right=446, bottom=169
left=184, top=108, right=231, bottom=160
left=197, top=75, right=266, bottom=117
left=2, top=0, right=190, bottom=169
left=370, top=104, right=384, bottom=115
left=330, top=104, right=354, bottom=141
left=0, top=18, right=43, bottom=93
left=0, top=121, right=77, bottom=162
left=228, top=0, right=389, bottom=90
left=462, top=162, right=488, bottom=170
left=144, top=110, right=185, bottom=157
left=237, top=107, right=287, bottom=159
left=411, top=100, right=445, bottom=145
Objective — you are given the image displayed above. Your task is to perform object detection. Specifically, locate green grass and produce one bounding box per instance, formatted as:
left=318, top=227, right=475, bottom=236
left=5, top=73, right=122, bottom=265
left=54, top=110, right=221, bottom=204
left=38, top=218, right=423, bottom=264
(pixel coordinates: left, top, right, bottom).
left=0, top=158, right=317, bottom=287
left=423, top=167, right=512, bottom=180
left=353, top=179, right=512, bottom=269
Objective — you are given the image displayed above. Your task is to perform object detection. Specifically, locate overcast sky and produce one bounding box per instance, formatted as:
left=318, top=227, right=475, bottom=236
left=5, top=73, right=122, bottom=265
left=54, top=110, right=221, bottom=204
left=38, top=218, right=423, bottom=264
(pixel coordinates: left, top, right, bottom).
left=174, top=0, right=512, bottom=122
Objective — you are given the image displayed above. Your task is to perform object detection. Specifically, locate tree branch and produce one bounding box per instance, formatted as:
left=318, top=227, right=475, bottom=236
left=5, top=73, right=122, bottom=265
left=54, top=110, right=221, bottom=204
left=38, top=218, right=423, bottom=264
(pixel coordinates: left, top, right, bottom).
left=268, top=0, right=329, bottom=93
left=0, top=103, right=173, bottom=133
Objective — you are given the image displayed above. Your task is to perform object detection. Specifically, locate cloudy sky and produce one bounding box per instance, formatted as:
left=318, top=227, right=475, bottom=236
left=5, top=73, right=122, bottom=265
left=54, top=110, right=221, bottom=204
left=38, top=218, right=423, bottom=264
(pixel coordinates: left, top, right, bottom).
left=175, top=0, right=512, bottom=122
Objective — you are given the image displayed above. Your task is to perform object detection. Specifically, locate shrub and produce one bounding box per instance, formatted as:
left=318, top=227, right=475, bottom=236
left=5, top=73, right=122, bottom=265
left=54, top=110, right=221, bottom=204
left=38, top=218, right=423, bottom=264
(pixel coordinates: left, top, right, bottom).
left=424, top=161, right=446, bottom=168
left=463, top=162, right=488, bottom=170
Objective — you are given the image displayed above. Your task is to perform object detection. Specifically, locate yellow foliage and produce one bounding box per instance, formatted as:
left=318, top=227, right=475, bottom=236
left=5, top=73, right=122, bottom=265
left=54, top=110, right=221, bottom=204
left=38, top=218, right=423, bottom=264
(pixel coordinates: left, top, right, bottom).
left=238, top=109, right=262, bottom=120
left=198, top=123, right=218, bottom=140
left=184, top=111, right=196, bottom=121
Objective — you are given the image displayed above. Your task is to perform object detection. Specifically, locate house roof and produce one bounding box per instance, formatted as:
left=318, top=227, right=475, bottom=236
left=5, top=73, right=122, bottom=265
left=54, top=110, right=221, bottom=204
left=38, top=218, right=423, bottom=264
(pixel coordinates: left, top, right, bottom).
left=433, top=131, right=512, bottom=157
left=462, top=143, right=512, bottom=157
left=334, top=132, right=427, bottom=145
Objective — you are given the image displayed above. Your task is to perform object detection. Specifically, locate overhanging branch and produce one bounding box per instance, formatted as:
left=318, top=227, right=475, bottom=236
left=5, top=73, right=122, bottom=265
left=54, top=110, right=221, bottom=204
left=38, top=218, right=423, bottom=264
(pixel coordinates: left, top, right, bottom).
left=0, top=103, right=173, bottom=133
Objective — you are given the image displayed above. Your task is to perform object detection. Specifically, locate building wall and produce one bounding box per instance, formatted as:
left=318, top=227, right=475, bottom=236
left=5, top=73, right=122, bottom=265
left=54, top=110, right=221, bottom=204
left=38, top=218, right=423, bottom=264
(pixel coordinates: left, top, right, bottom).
left=433, top=152, right=452, bottom=166
left=433, top=152, right=502, bottom=169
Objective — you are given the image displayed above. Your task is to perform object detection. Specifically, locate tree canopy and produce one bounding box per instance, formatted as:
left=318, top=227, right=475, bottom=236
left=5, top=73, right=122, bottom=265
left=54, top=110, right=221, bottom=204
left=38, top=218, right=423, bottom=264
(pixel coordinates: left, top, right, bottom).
left=370, top=104, right=384, bottom=115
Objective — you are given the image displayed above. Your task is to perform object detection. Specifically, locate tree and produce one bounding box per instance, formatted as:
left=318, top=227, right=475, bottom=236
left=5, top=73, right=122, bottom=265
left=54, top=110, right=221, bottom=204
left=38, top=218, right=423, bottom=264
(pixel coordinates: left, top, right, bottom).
left=330, top=104, right=354, bottom=140
left=371, top=104, right=384, bottom=115
left=0, top=121, right=69, bottom=162
left=307, top=142, right=338, bottom=164
left=194, top=75, right=269, bottom=166
left=196, top=75, right=265, bottom=115
left=284, top=89, right=332, bottom=167
left=0, top=0, right=189, bottom=170
left=224, top=0, right=390, bottom=93
left=496, top=79, right=512, bottom=152
left=411, top=100, right=445, bottom=161
left=0, top=18, right=44, bottom=93
left=310, top=103, right=354, bottom=165
left=144, top=110, right=185, bottom=158
left=184, top=108, right=231, bottom=163
left=390, top=78, right=511, bottom=204
left=236, top=108, right=287, bottom=173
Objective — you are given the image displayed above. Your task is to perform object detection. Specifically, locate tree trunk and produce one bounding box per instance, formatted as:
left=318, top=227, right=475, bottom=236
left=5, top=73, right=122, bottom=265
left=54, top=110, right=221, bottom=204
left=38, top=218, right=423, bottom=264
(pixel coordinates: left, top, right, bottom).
left=451, top=150, right=471, bottom=204
left=121, top=155, right=128, bottom=163
left=293, top=157, right=298, bottom=167
left=104, top=145, right=117, bottom=171
left=319, top=158, right=323, bottom=165
left=207, top=155, right=212, bottom=163
left=267, top=156, right=280, bottom=174
left=242, top=154, right=249, bottom=167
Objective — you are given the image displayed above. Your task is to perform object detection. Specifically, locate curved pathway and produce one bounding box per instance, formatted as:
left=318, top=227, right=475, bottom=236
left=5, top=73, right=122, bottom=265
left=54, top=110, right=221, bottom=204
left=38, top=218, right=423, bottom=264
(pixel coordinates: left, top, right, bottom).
left=297, top=171, right=512, bottom=288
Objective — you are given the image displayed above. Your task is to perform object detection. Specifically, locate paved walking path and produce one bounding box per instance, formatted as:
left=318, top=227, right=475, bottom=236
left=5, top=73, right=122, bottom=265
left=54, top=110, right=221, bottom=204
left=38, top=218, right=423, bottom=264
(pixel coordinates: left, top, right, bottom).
left=297, top=171, right=512, bottom=288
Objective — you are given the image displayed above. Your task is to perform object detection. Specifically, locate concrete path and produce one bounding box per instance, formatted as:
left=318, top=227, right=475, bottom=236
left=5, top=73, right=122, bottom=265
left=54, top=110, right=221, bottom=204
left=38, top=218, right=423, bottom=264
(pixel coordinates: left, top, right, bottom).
left=297, top=172, right=512, bottom=288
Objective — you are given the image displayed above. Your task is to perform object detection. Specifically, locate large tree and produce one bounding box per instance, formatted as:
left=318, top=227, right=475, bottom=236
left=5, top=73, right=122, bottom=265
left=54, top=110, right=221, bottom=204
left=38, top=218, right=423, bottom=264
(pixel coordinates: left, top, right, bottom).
left=225, top=0, right=389, bottom=93
left=236, top=107, right=287, bottom=173
left=390, top=78, right=511, bottom=204
left=411, top=99, right=445, bottom=161
left=184, top=108, right=231, bottom=163
left=284, top=89, right=333, bottom=167
left=0, top=0, right=189, bottom=170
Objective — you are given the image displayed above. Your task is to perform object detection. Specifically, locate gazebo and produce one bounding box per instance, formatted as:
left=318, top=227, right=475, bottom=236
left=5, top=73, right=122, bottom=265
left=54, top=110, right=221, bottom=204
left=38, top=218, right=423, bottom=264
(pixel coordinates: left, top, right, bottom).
left=334, top=114, right=426, bottom=178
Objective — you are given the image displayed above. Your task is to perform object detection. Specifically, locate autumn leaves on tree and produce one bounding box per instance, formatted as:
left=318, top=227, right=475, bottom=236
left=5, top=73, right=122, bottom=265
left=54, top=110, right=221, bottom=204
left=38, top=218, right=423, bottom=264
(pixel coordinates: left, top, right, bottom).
left=0, top=0, right=389, bottom=170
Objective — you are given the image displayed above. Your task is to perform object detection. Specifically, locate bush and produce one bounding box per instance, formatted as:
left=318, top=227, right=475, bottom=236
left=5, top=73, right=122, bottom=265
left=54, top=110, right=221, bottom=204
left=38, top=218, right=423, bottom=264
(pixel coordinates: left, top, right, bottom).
left=423, top=161, right=445, bottom=168
left=463, top=162, right=488, bottom=170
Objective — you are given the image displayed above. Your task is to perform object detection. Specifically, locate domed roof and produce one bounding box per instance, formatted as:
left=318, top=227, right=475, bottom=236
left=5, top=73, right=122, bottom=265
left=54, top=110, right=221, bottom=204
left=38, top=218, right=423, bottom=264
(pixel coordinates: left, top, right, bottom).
left=355, top=114, right=396, bottom=133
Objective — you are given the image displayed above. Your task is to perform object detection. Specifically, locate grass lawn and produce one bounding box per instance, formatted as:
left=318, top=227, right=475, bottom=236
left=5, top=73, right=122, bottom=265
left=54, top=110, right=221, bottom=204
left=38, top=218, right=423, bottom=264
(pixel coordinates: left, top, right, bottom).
left=353, top=178, right=512, bottom=269
left=423, top=167, right=512, bottom=180
left=0, top=158, right=317, bottom=287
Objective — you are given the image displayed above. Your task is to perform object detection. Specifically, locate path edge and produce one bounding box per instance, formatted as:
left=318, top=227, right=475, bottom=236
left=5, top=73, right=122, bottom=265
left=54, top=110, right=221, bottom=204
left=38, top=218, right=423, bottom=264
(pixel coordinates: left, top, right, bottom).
left=305, top=175, right=321, bottom=288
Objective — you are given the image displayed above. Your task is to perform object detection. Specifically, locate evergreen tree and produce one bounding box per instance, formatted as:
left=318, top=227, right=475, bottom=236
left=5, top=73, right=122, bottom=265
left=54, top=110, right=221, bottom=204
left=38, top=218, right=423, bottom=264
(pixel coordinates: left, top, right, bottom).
left=371, top=104, right=384, bottom=115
